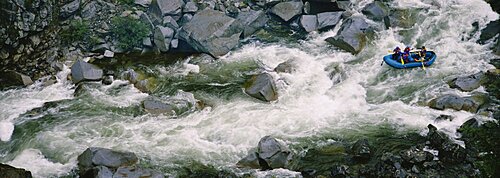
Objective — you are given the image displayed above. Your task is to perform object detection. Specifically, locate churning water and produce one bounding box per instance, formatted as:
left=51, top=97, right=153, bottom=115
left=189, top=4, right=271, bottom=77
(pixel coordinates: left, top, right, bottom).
left=0, top=0, right=498, bottom=177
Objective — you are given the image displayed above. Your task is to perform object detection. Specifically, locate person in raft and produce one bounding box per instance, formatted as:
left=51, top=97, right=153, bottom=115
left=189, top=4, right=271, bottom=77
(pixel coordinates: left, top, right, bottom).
left=403, top=46, right=412, bottom=62
left=392, top=46, right=401, bottom=60
left=419, top=46, right=427, bottom=60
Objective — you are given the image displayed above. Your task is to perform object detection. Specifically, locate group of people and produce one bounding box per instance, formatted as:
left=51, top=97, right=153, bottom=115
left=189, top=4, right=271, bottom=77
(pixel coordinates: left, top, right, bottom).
left=392, top=46, right=427, bottom=63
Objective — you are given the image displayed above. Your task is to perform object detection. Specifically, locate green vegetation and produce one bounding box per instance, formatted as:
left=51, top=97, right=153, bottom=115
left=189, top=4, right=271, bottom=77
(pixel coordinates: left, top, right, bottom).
left=116, top=0, right=134, bottom=5
left=110, top=16, right=150, bottom=50
left=61, top=20, right=90, bottom=44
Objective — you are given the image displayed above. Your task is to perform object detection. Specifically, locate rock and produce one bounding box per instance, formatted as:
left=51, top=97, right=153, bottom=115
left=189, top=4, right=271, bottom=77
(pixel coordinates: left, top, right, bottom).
left=0, top=70, right=34, bottom=89
left=257, top=136, right=292, bottom=169
left=140, top=13, right=155, bottom=30
left=440, top=141, right=467, bottom=163
left=236, top=152, right=261, bottom=169
left=179, top=14, right=193, bottom=25
left=71, top=60, right=103, bottom=84
left=153, top=26, right=175, bottom=52
left=81, top=1, right=99, bottom=20
left=143, top=37, right=153, bottom=47
left=325, top=16, right=371, bottom=54
left=183, top=2, right=198, bottom=13
left=0, top=163, right=33, bottom=178
left=113, top=166, right=164, bottom=178
left=270, top=1, right=304, bottom=22
left=60, top=0, right=81, bottom=18
left=428, top=94, right=482, bottom=113
left=104, top=50, right=114, bottom=58
left=143, top=98, right=175, bottom=114
left=102, top=75, right=113, bottom=85
left=162, top=16, right=179, bottom=29
left=478, top=20, right=500, bottom=44
left=448, top=72, right=486, bottom=92
left=135, top=0, right=152, bottom=7
left=300, top=15, right=318, bottom=32
left=303, top=1, right=342, bottom=15
left=189, top=53, right=216, bottom=65
left=236, top=10, right=268, bottom=38
left=386, top=8, right=419, bottom=29
left=400, top=147, right=432, bottom=164
left=77, top=147, right=138, bottom=177
left=92, top=43, right=110, bottom=52
left=244, top=73, right=278, bottom=102
left=458, top=118, right=480, bottom=133
left=351, top=139, right=371, bottom=162
left=81, top=166, right=114, bottom=178
left=361, top=1, right=389, bottom=21
left=316, top=11, right=343, bottom=31
left=274, top=59, right=297, bottom=73
left=426, top=124, right=450, bottom=149
left=178, top=9, right=243, bottom=57
left=121, top=69, right=140, bottom=84
left=434, top=114, right=453, bottom=121
left=330, top=164, right=349, bottom=178
left=170, top=38, right=179, bottom=48
left=150, top=0, right=184, bottom=17
left=134, top=79, right=152, bottom=93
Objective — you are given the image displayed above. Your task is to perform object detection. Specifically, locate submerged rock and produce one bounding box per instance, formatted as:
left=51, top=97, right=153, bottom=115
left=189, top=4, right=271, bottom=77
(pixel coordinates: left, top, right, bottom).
left=362, top=1, right=389, bottom=21
left=351, top=139, right=371, bottom=162
left=0, top=163, right=33, bottom=178
left=274, top=59, right=297, bottom=73
left=71, top=60, right=103, bottom=84
left=258, top=136, right=293, bottom=169
left=428, top=94, right=485, bottom=113
left=244, top=73, right=278, bottom=102
left=113, top=166, right=164, bottom=178
left=143, top=98, right=175, bottom=115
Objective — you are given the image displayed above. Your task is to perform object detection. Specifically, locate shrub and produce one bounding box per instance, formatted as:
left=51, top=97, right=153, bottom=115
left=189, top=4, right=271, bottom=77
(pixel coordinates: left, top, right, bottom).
left=110, top=16, right=150, bottom=50
left=61, top=20, right=90, bottom=44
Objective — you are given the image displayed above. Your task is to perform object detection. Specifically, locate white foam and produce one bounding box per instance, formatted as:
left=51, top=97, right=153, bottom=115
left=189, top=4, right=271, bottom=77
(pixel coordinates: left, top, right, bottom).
left=0, top=121, right=14, bottom=141
left=7, top=149, right=76, bottom=178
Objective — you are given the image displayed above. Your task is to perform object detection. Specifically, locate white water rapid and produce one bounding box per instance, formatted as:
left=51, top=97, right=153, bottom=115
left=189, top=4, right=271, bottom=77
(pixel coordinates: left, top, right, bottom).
left=0, top=0, right=498, bottom=177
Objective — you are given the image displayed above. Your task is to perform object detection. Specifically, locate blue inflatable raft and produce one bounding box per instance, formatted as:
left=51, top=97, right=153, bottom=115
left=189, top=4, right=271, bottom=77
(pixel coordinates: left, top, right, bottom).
left=383, top=51, right=437, bottom=69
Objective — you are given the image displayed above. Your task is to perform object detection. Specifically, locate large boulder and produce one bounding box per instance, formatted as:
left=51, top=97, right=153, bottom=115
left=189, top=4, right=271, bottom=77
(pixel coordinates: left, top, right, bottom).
left=178, top=9, right=243, bottom=57
left=0, top=163, right=33, bottom=178
left=71, top=60, right=103, bottom=84
left=426, top=125, right=466, bottom=164
left=325, top=16, right=372, bottom=54
left=0, top=70, right=33, bottom=89
left=236, top=152, right=261, bottom=169
left=300, top=15, right=318, bottom=32
left=257, top=136, right=292, bottom=169
left=153, top=26, right=175, bottom=52
left=361, top=1, right=389, bottom=21
left=60, top=0, right=81, bottom=18
left=143, top=98, right=175, bottom=115
left=316, top=11, right=343, bottom=31
left=385, top=9, right=419, bottom=29
left=448, top=72, right=487, bottom=92
left=77, top=147, right=138, bottom=177
left=270, top=1, right=304, bottom=22
left=428, top=94, right=486, bottom=113
left=244, top=73, right=278, bottom=102
left=149, top=0, right=184, bottom=17
left=236, top=10, right=268, bottom=38
left=303, top=1, right=343, bottom=15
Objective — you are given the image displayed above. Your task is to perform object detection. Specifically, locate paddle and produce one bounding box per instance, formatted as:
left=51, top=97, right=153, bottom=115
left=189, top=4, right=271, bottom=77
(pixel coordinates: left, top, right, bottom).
left=387, top=50, right=404, bottom=65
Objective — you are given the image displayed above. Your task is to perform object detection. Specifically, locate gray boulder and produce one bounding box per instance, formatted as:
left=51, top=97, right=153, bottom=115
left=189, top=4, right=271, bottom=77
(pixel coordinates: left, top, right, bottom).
left=236, top=10, right=268, bottom=38
left=325, top=16, right=371, bottom=54
left=178, top=9, right=243, bottom=57
left=385, top=8, right=419, bottom=29
left=236, top=152, right=260, bottom=169
left=274, top=59, right=297, bottom=73
left=244, top=73, right=278, bottom=102
left=77, top=147, right=138, bottom=177
left=150, top=0, right=184, bottom=17
left=70, top=60, right=103, bottom=84
left=270, top=1, right=304, bottom=22
left=448, top=72, right=487, bottom=92
left=428, top=94, right=486, bottom=113
left=60, top=0, right=80, bottom=18
left=153, top=26, right=175, bottom=52
left=0, top=163, right=33, bottom=178
left=183, top=2, right=199, bottom=13
left=143, top=99, right=174, bottom=115
left=135, top=0, right=152, bottom=7
left=300, top=15, right=318, bottom=32
left=81, top=1, right=99, bottom=20
left=257, top=136, right=292, bottom=169
left=162, top=16, right=179, bottom=29
left=121, top=69, right=140, bottom=84
left=317, top=12, right=343, bottom=31
left=0, top=70, right=33, bottom=89
left=113, top=166, right=164, bottom=178
left=361, top=1, right=389, bottom=21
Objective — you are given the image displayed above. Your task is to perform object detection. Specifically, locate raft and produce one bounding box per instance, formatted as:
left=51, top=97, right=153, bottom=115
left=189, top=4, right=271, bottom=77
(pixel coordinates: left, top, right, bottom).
left=383, top=51, right=437, bottom=69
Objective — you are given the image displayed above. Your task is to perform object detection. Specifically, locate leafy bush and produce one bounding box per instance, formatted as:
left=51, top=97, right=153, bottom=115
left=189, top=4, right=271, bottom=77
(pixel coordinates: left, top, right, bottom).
left=111, top=16, right=150, bottom=50
left=61, top=20, right=90, bottom=44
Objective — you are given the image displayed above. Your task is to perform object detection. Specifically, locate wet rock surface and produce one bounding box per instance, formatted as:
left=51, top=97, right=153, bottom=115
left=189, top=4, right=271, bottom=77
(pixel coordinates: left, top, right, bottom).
left=0, top=163, right=33, bottom=178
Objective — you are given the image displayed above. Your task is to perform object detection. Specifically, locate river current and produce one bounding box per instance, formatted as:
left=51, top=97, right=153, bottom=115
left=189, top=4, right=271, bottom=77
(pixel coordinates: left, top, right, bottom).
left=0, top=0, right=498, bottom=177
